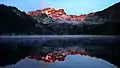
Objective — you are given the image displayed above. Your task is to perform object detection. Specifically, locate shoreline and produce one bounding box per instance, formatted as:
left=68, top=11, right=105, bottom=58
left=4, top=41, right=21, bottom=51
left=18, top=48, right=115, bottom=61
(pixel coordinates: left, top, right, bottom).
left=0, top=35, right=119, bottom=38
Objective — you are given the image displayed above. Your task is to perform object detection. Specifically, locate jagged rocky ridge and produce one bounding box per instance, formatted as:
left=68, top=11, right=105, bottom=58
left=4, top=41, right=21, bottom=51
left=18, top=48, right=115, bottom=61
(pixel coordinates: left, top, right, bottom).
left=0, top=2, right=120, bottom=35
left=27, top=8, right=94, bottom=21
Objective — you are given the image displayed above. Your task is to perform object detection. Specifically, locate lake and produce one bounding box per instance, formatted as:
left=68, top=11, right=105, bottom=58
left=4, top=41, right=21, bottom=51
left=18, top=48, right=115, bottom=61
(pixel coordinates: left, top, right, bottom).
left=0, top=35, right=119, bottom=68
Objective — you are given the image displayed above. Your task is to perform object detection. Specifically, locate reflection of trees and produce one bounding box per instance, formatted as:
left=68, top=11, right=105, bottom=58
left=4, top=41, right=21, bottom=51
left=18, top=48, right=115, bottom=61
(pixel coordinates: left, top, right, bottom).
left=0, top=42, right=33, bottom=66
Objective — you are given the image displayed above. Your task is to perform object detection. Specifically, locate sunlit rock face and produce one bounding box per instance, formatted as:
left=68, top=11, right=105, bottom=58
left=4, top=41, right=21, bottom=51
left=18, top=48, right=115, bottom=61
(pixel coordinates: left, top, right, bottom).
left=27, top=8, right=94, bottom=21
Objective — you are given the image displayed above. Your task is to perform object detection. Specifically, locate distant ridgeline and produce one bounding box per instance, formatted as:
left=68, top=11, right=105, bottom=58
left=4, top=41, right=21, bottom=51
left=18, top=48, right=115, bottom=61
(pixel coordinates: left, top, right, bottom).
left=0, top=2, right=120, bottom=35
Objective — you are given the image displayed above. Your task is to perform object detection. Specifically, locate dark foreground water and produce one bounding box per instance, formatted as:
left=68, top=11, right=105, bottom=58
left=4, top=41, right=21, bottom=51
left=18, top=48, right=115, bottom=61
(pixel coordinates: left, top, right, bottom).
left=0, top=35, right=120, bottom=68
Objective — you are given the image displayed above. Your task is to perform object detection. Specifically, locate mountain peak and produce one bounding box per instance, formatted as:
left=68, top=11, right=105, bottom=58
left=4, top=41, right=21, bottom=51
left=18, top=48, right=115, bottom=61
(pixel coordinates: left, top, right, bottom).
left=27, top=8, right=94, bottom=21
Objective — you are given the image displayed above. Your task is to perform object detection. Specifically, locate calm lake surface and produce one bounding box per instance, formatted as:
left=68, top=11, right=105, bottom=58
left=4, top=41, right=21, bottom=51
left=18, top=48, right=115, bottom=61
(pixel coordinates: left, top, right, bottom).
left=0, top=35, right=119, bottom=68
left=2, top=55, right=117, bottom=68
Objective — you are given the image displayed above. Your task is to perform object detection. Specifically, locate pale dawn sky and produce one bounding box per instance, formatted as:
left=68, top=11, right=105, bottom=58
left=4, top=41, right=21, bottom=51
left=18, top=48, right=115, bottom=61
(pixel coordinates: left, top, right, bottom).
left=0, top=0, right=120, bottom=15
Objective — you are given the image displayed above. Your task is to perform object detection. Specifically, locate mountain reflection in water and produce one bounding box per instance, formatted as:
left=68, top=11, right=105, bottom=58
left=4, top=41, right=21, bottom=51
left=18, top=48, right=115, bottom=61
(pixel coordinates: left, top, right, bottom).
left=28, top=48, right=87, bottom=62
left=0, top=35, right=120, bottom=68
left=3, top=55, right=117, bottom=68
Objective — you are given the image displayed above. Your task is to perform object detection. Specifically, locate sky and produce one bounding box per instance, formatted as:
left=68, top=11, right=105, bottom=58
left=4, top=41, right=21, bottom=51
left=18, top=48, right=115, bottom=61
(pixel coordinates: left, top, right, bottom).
left=0, top=0, right=120, bottom=15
